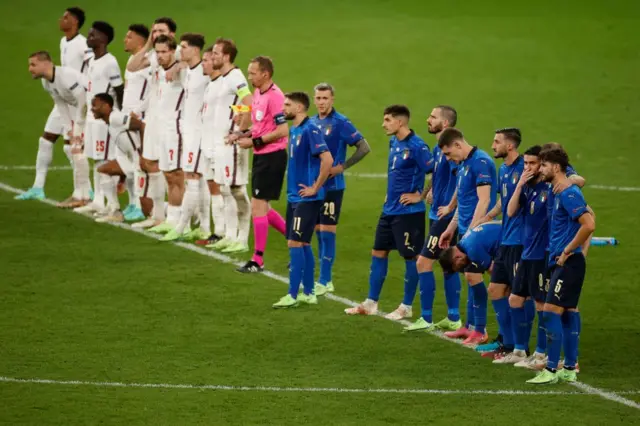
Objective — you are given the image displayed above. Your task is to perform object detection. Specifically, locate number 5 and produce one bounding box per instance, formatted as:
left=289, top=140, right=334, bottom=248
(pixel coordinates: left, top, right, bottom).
left=554, top=279, right=563, bottom=294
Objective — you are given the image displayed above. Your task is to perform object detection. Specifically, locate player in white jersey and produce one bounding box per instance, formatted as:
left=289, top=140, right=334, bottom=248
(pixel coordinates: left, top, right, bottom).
left=127, top=17, right=179, bottom=230
left=160, top=34, right=213, bottom=242
left=74, top=21, right=124, bottom=217
left=18, top=7, right=90, bottom=203
left=205, top=38, right=253, bottom=254
left=90, top=93, right=145, bottom=223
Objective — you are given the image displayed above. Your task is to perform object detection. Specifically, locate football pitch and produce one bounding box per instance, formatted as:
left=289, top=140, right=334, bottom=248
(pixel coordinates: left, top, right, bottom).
left=2, top=0, right=640, bottom=424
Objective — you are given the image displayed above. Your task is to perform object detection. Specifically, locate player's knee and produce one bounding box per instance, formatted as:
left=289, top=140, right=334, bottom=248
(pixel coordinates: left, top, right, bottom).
left=319, top=224, right=337, bottom=233
left=208, top=180, right=220, bottom=195
left=508, top=294, right=525, bottom=308
left=488, top=282, right=508, bottom=300
left=464, top=272, right=483, bottom=285
left=535, top=301, right=545, bottom=312
left=251, top=198, right=269, bottom=217
left=371, top=249, right=388, bottom=259
left=288, top=240, right=303, bottom=248
left=416, top=256, right=434, bottom=273
left=42, top=132, right=59, bottom=143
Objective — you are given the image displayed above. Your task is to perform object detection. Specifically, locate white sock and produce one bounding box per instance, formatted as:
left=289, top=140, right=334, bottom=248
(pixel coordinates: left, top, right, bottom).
left=232, top=185, right=251, bottom=245
left=101, top=173, right=119, bottom=211
left=63, top=144, right=73, bottom=165
left=33, top=137, right=54, bottom=189
left=166, top=204, right=181, bottom=226
left=72, top=152, right=91, bottom=200
left=198, top=178, right=211, bottom=235
left=222, top=185, right=238, bottom=241
left=92, top=162, right=105, bottom=209
left=149, top=172, right=166, bottom=221
left=176, top=179, right=199, bottom=234
left=125, top=172, right=138, bottom=207
left=211, top=193, right=225, bottom=237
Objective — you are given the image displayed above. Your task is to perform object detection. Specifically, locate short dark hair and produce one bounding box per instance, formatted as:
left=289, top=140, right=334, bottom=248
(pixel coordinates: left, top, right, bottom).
left=496, top=127, right=522, bottom=147
left=215, top=38, right=238, bottom=63
left=93, top=92, right=114, bottom=108
left=29, top=51, right=52, bottom=61
left=438, top=127, right=465, bottom=148
left=154, top=17, right=177, bottom=33
left=128, top=24, right=149, bottom=40
left=438, top=247, right=462, bottom=273
left=203, top=45, right=214, bottom=54
left=154, top=34, right=177, bottom=50
left=250, top=56, right=274, bottom=77
left=524, top=145, right=542, bottom=157
left=285, top=92, right=310, bottom=111
left=66, top=7, right=85, bottom=29
left=539, top=147, right=569, bottom=172
left=383, top=104, right=410, bottom=119
left=436, top=105, right=457, bottom=127
left=92, top=21, right=115, bottom=44
left=181, top=33, right=205, bottom=50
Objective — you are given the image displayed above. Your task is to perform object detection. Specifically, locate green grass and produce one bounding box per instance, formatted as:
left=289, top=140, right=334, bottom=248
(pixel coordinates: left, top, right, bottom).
left=1, top=0, right=640, bottom=424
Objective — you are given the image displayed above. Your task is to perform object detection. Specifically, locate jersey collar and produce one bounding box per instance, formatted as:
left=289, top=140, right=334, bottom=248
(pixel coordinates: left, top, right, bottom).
left=189, top=61, right=202, bottom=70
left=463, top=146, right=478, bottom=162
left=397, top=129, right=415, bottom=142
left=163, top=61, right=178, bottom=70
left=222, top=66, right=238, bottom=77
left=259, top=83, right=274, bottom=95
left=49, top=66, right=57, bottom=83
left=298, top=116, right=310, bottom=127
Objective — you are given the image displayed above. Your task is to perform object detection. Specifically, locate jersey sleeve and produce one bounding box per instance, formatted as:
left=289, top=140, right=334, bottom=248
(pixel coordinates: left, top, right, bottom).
left=109, top=110, right=130, bottom=133
left=413, top=143, right=434, bottom=174
left=107, top=58, right=124, bottom=87
left=474, top=158, right=495, bottom=187
left=562, top=189, right=588, bottom=220
left=339, top=119, right=363, bottom=146
left=306, top=126, right=329, bottom=156
left=269, top=91, right=286, bottom=126
left=227, top=71, right=251, bottom=100
left=565, top=164, right=577, bottom=177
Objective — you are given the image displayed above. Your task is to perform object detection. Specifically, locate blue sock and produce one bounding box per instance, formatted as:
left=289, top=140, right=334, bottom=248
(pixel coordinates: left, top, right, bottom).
left=418, top=271, right=435, bottom=322
left=302, top=245, right=315, bottom=296
left=288, top=247, right=305, bottom=298
left=444, top=273, right=461, bottom=321
left=367, top=256, right=388, bottom=301
left=315, top=230, right=323, bottom=262
left=524, top=298, right=536, bottom=348
left=543, top=311, right=563, bottom=371
left=492, top=297, right=513, bottom=349
left=465, top=284, right=475, bottom=329
left=562, top=311, right=580, bottom=368
left=535, top=311, right=547, bottom=354
left=402, top=259, right=419, bottom=306
left=511, top=306, right=528, bottom=351
left=471, top=283, right=487, bottom=334
left=318, top=231, right=336, bottom=285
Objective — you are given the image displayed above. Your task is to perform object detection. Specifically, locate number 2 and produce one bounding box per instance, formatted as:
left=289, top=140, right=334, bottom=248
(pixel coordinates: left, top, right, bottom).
left=404, top=232, right=410, bottom=247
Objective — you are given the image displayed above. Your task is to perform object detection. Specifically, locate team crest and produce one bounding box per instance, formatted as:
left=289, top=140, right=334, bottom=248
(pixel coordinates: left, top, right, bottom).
left=256, top=110, right=264, bottom=121
left=324, top=125, right=332, bottom=136
left=540, top=191, right=548, bottom=203
left=402, top=149, right=410, bottom=160
left=512, top=171, right=519, bottom=185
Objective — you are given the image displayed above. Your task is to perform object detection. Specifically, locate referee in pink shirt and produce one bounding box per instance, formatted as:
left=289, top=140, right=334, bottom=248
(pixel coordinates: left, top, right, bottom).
left=233, top=56, right=288, bottom=273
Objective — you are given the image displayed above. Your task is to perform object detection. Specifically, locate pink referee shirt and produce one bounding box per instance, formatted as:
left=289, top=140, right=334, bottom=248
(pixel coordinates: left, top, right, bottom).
left=251, top=83, right=288, bottom=155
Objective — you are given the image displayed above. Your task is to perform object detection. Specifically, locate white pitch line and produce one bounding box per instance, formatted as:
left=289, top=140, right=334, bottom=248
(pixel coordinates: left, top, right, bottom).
left=1, top=165, right=639, bottom=192
left=1, top=181, right=639, bottom=410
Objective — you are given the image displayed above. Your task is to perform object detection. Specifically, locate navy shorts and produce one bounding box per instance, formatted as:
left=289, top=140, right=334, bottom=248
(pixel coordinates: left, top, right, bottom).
left=420, top=216, right=456, bottom=260
left=490, top=245, right=523, bottom=286
left=546, top=253, right=586, bottom=309
left=286, top=200, right=324, bottom=243
left=373, top=212, right=426, bottom=258
left=317, top=189, right=344, bottom=226
left=513, top=257, right=548, bottom=302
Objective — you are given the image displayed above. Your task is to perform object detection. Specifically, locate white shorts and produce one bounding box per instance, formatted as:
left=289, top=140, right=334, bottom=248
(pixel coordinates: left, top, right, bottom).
left=158, top=127, right=183, bottom=172
left=115, top=130, right=141, bottom=175
left=44, top=105, right=71, bottom=139
left=84, top=118, right=113, bottom=161
left=182, top=128, right=204, bottom=174
left=141, top=115, right=159, bottom=161
left=213, top=143, right=249, bottom=186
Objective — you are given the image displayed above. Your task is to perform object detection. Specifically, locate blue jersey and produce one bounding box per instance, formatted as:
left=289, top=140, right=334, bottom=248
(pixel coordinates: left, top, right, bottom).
left=429, top=145, right=458, bottom=220
left=548, top=185, right=588, bottom=267
left=546, top=164, right=579, bottom=251
left=519, top=180, right=551, bottom=260
left=458, top=222, right=502, bottom=271
left=383, top=131, right=434, bottom=216
left=456, top=147, right=498, bottom=234
left=287, top=117, right=329, bottom=203
left=498, top=156, right=525, bottom=246
left=311, top=109, right=363, bottom=192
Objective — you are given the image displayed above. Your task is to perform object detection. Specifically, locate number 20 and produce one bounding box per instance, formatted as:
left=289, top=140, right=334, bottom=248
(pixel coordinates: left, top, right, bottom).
left=324, top=202, right=335, bottom=216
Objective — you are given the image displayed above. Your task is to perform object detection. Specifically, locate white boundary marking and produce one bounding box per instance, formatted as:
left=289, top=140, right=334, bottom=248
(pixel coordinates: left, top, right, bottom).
left=0, top=181, right=639, bottom=410
left=1, top=165, right=639, bottom=192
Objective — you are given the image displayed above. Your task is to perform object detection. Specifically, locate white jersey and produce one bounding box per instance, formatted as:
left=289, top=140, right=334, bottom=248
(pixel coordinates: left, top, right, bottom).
left=85, top=53, right=123, bottom=108
left=60, top=34, right=92, bottom=72
left=182, top=62, right=209, bottom=131
left=208, top=67, right=251, bottom=144
left=156, top=63, right=186, bottom=131
left=41, top=66, right=87, bottom=136
left=108, top=110, right=134, bottom=136
left=144, top=47, right=181, bottom=116
left=123, top=55, right=149, bottom=114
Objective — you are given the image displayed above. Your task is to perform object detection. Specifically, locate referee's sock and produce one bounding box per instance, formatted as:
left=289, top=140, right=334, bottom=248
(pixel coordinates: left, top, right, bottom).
left=267, top=208, right=286, bottom=235
left=251, top=215, right=269, bottom=266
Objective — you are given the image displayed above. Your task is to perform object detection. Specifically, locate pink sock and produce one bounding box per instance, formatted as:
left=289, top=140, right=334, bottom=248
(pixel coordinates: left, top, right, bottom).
left=252, top=215, right=269, bottom=265
left=267, top=208, right=286, bottom=235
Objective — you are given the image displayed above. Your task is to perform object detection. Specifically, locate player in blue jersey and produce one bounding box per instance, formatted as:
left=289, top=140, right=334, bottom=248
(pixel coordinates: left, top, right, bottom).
left=438, top=128, right=498, bottom=345
left=311, top=83, right=371, bottom=296
left=404, top=105, right=462, bottom=333
left=526, top=146, right=594, bottom=384
left=345, top=105, right=434, bottom=317
left=272, top=92, right=333, bottom=308
left=439, top=222, right=502, bottom=275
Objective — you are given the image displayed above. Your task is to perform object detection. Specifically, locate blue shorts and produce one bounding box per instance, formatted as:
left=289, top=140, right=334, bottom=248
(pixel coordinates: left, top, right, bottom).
left=490, top=245, right=523, bottom=286
left=317, top=189, right=344, bottom=226
left=513, top=257, right=548, bottom=302
left=286, top=200, right=324, bottom=243
left=420, top=216, right=456, bottom=260
left=546, top=253, right=586, bottom=309
left=373, top=212, right=425, bottom=258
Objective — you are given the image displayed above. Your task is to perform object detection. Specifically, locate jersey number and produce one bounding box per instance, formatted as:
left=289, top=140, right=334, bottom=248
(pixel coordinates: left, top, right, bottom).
left=95, top=140, right=105, bottom=153
left=188, top=152, right=194, bottom=164
left=225, top=166, right=230, bottom=178
left=392, top=156, right=398, bottom=170
left=426, top=235, right=438, bottom=251
left=404, top=232, right=410, bottom=247
left=554, top=280, right=563, bottom=294
left=293, top=217, right=302, bottom=232
left=502, top=183, right=508, bottom=198
left=323, top=202, right=335, bottom=216
left=138, top=176, right=146, bottom=189
left=512, top=262, right=519, bottom=279
left=169, top=149, right=174, bottom=161
left=88, top=81, right=92, bottom=92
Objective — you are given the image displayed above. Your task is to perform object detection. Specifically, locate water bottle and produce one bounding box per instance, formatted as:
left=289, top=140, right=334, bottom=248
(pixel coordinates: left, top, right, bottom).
left=591, top=237, right=618, bottom=246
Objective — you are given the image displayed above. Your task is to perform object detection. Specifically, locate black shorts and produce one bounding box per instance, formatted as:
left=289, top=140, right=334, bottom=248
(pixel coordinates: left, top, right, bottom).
left=317, top=189, right=344, bottom=226
left=490, top=245, right=523, bottom=286
left=373, top=212, right=426, bottom=258
left=513, top=257, right=548, bottom=302
left=286, top=200, right=323, bottom=243
left=420, top=216, right=456, bottom=260
left=546, top=253, right=586, bottom=309
left=251, top=149, right=287, bottom=201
